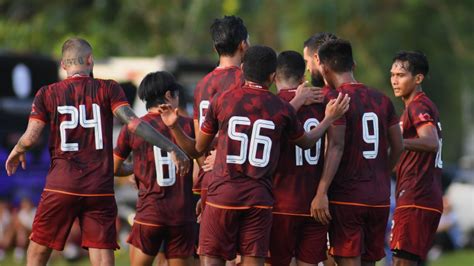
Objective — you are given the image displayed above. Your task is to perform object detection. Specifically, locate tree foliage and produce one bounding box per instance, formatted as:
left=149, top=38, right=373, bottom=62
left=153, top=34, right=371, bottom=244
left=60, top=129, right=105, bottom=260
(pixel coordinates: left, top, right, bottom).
left=0, top=0, right=472, bottom=163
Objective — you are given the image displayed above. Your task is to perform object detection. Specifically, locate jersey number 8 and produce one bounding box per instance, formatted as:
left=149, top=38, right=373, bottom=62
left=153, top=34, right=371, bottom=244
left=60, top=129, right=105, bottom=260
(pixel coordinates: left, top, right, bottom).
left=153, top=147, right=176, bottom=187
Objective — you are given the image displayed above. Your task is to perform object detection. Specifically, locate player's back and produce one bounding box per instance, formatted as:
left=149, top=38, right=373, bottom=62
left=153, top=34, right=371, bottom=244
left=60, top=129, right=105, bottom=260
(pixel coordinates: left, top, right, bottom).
left=328, top=83, right=399, bottom=205
left=115, top=114, right=195, bottom=226
left=30, top=76, right=128, bottom=195
left=193, top=66, right=243, bottom=126
left=201, top=83, right=303, bottom=208
left=396, top=92, right=443, bottom=212
left=273, top=88, right=326, bottom=215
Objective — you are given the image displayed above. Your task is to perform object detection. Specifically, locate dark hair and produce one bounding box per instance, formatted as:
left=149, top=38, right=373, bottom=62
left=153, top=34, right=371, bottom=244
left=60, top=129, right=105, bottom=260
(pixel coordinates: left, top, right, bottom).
left=138, top=71, right=181, bottom=109
left=210, top=15, right=248, bottom=56
left=277, top=51, right=305, bottom=82
left=318, top=39, right=354, bottom=73
left=242, top=45, right=277, bottom=84
left=303, top=32, right=338, bottom=53
left=392, top=51, right=429, bottom=76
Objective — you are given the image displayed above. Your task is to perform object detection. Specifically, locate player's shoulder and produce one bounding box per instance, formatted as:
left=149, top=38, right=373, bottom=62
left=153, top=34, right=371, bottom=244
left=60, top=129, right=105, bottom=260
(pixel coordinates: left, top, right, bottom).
left=409, top=92, right=437, bottom=112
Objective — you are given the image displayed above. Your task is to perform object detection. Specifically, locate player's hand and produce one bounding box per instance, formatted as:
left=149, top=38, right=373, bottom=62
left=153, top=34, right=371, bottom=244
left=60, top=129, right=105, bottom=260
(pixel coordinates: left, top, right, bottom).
left=158, top=104, right=179, bottom=128
left=5, top=147, right=26, bottom=176
left=310, top=193, right=332, bottom=225
left=170, top=149, right=191, bottom=177
left=196, top=198, right=203, bottom=223
left=202, top=150, right=216, bottom=172
left=295, top=81, right=324, bottom=105
left=325, top=93, right=350, bottom=121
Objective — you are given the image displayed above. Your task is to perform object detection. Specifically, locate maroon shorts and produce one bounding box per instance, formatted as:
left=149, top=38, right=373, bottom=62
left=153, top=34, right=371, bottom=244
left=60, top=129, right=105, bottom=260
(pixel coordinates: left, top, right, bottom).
left=30, top=191, right=118, bottom=251
left=127, top=222, right=196, bottom=258
left=390, top=207, right=441, bottom=260
left=268, top=213, right=328, bottom=265
left=199, top=204, right=272, bottom=261
left=329, top=204, right=389, bottom=261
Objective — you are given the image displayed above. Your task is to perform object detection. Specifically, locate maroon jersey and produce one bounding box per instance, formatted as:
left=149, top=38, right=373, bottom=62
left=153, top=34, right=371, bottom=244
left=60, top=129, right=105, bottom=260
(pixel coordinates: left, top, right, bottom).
left=29, top=76, right=129, bottom=195
left=327, top=83, right=399, bottom=206
left=193, top=66, right=244, bottom=193
left=272, top=88, right=326, bottom=216
left=396, top=92, right=443, bottom=213
left=114, top=114, right=195, bottom=225
left=201, top=83, right=305, bottom=208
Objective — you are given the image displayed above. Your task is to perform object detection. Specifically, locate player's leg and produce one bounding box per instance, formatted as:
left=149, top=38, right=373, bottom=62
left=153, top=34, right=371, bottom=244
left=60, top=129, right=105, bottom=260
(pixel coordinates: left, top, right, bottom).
left=27, top=191, right=79, bottom=265
left=268, top=214, right=297, bottom=265
left=26, top=241, right=53, bottom=266
left=295, top=217, right=329, bottom=266
left=333, top=256, right=361, bottom=266
left=199, top=205, right=239, bottom=265
left=165, top=223, right=196, bottom=266
left=80, top=196, right=119, bottom=265
left=328, top=204, right=364, bottom=266
left=239, top=208, right=272, bottom=266
left=88, top=248, right=115, bottom=266
left=361, top=207, right=390, bottom=266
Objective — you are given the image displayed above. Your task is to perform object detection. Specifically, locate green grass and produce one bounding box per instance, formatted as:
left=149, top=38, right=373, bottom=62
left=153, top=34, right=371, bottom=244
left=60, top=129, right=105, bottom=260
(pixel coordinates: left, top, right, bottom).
left=0, top=248, right=472, bottom=265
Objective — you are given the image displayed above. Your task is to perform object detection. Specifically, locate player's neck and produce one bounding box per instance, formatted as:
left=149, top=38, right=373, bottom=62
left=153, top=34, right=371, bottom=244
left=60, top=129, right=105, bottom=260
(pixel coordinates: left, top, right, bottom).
left=275, top=80, right=299, bottom=91
left=402, top=86, right=423, bottom=106
left=67, top=68, right=91, bottom=78
left=332, top=72, right=357, bottom=89
left=218, top=55, right=241, bottom=68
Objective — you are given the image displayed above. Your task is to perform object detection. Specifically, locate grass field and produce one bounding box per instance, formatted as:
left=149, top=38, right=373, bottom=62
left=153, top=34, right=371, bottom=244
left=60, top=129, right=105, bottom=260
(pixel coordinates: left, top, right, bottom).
left=0, top=249, right=473, bottom=266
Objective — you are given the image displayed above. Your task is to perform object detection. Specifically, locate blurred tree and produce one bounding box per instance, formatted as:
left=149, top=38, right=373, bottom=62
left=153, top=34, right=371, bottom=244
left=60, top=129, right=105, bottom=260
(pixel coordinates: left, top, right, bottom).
left=0, top=0, right=472, bottom=163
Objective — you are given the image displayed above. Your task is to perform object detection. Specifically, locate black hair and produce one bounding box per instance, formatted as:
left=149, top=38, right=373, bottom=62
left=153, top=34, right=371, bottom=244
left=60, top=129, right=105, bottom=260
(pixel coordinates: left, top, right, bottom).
left=277, top=51, right=305, bottom=83
left=242, top=45, right=277, bottom=84
left=303, top=32, right=338, bottom=53
left=318, top=39, right=354, bottom=73
left=210, top=15, right=248, bottom=56
left=138, top=71, right=181, bottom=109
left=392, top=50, right=429, bottom=76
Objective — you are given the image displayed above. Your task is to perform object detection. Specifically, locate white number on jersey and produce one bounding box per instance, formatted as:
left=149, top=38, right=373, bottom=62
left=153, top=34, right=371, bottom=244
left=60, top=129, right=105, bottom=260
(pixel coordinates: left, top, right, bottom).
left=362, top=112, right=379, bottom=159
left=295, top=118, right=321, bottom=166
left=199, top=100, right=210, bottom=128
left=435, top=122, right=443, bottom=169
left=226, top=116, right=275, bottom=168
left=153, top=146, right=176, bottom=186
left=58, top=104, right=103, bottom=151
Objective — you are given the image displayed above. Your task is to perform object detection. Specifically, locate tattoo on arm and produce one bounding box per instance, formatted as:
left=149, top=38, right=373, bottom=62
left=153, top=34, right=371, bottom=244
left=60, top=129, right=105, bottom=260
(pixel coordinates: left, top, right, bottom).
left=16, top=119, right=46, bottom=153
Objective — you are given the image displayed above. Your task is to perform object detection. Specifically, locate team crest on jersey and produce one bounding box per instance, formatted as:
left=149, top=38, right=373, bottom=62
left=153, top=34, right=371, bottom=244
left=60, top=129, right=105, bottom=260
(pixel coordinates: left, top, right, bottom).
left=418, top=113, right=432, bottom=122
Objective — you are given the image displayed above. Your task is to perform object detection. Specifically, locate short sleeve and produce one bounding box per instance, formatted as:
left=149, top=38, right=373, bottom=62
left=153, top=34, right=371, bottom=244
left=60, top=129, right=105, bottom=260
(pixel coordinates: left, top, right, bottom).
left=193, top=83, right=202, bottom=120
left=29, top=87, right=49, bottom=123
left=325, top=89, right=346, bottom=126
left=109, top=81, right=130, bottom=112
left=200, top=95, right=219, bottom=135
left=407, top=101, right=435, bottom=129
left=114, top=125, right=132, bottom=160
left=285, top=104, right=305, bottom=140
left=386, top=98, right=399, bottom=127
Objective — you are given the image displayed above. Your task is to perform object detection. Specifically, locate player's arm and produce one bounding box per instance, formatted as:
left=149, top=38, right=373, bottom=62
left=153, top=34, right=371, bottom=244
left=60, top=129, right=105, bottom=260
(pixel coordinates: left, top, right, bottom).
left=290, top=81, right=324, bottom=111
left=404, top=123, right=439, bottom=152
left=113, top=156, right=134, bottom=177
left=5, top=119, right=46, bottom=176
left=113, top=105, right=190, bottom=176
left=310, top=124, right=345, bottom=225
left=193, top=119, right=206, bottom=168
left=387, top=124, right=403, bottom=170
left=294, top=93, right=350, bottom=149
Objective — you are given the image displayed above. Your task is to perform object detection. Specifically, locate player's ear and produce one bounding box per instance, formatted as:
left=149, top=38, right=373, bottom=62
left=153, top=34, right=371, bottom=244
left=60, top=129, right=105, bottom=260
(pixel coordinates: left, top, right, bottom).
left=60, top=60, right=67, bottom=71
left=415, top=73, right=424, bottom=84
left=87, top=54, right=94, bottom=65
left=164, top=91, right=173, bottom=103
left=352, top=60, right=357, bottom=71
left=269, top=72, right=276, bottom=84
